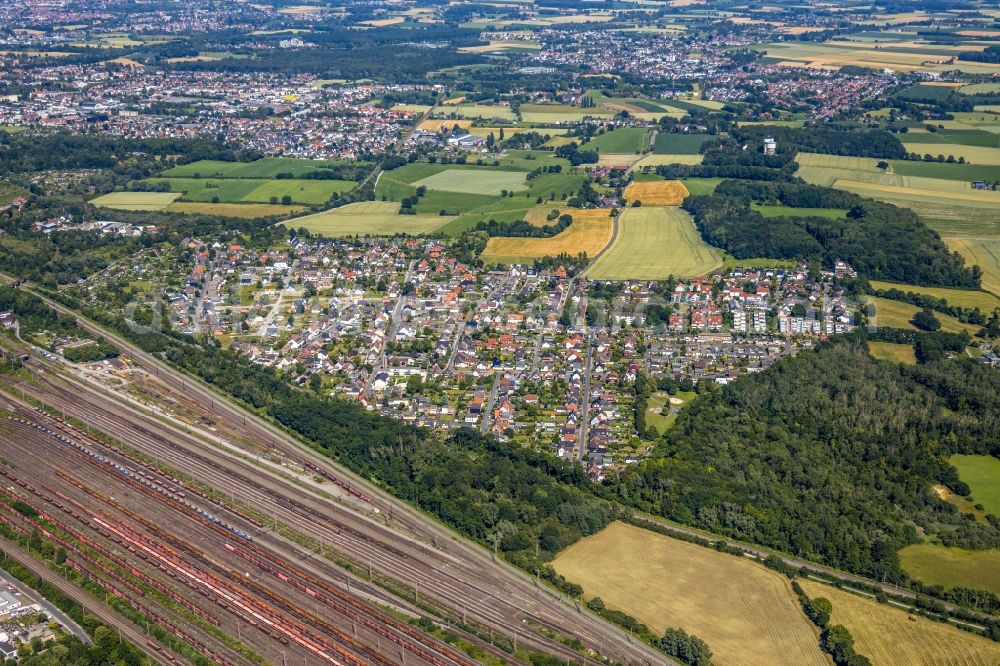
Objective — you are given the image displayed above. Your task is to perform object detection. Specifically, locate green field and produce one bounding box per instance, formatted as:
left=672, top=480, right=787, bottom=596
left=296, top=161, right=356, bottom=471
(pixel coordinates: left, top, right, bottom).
left=951, top=454, right=1000, bottom=517
left=868, top=296, right=977, bottom=335
left=901, top=129, right=1000, bottom=148
left=144, top=177, right=351, bottom=205
left=679, top=178, right=724, bottom=196
left=160, top=157, right=358, bottom=178
left=889, top=160, right=1000, bottom=183
left=449, top=104, right=516, bottom=121
left=519, top=104, right=613, bottom=124
left=285, top=202, right=450, bottom=237
left=960, top=83, right=1000, bottom=95
left=868, top=341, right=917, bottom=365
left=412, top=169, right=528, bottom=195
left=899, top=543, right=1000, bottom=596
left=586, top=207, right=722, bottom=280
left=90, top=191, right=181, bottom=211
left=751, top=204, right=847, bottom=219
left=868, top=280, right=1000, bottom=312
left=654, top=133, right=712, bottom=154
left=581, top=127, right=649, bottom=154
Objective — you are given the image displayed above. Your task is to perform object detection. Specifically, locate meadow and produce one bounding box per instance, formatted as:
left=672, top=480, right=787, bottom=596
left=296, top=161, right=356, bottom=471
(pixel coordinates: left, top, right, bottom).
left=899, top=543, right=1000, bottom=596
left=868, top=280, right=1000, bottom=312
left=868, top=341, right=916, bottom=365
left=553, top=522, right=827, bottom=666
left=286, top=202, right=451, bottom=237
left=586, top=207, right=721, bottom=280
left=950, top=454, right=1000, bottom=516
left=519, top=104, right=613, bottom=124
left=751, top=204, right=847, bottom=219
left=633, top=154, right=704, bottom=169
left=480, top=209, right=614, bottom=265
left=867, top=296, right=976, bottom=335
left=798, top=579, right=1000, bottom=665
left=90, top=191, right=181, bottom=211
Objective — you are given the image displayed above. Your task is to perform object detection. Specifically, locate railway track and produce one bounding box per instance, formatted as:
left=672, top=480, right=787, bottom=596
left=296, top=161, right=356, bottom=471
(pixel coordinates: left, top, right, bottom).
left=0, top=321, right=671, bottom=664
left=0, top=401, right=496, bottom=666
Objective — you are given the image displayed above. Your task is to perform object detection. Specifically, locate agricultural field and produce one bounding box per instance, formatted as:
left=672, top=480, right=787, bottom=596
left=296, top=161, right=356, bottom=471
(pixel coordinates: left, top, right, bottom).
left=868, top=341, right=917, bottom=365
left=653, top=133, right=713, bottom=154
left=798, top=579, right=1000, bottom=666
left=286, top=202, right=451, bottom=237
left=951, top=454, right=1000, bottom=516
left=90, top=191, right=180, bottom=211
left=581, top=128, right=650, bottom=154
left=868, top=280, right=1000, bottom=312
left=411, top=169, right=528, bottom=195
left=596, top=154, right=645, bottom=168
left=480, top=209, right=614, bottom=265
left=163, top=202, right=304, bottom=218
left=867, top=296, right=977, bottom=335
left=633, top=154, right=704, bottom=169
left=448, top=104, right=516, bottom=121
left=553, top=522, right=827, bottom=666
left=586, top=207, right=721, bottom=280
left=159, top=157, right=357, bottom=179
left=902, top=143, right=1000, bottom=166
left=622, top=179, right=688, bottom=205
left=762, top=40, right=1000, bottom=74
left=519, top=104, right=612, bottom=124
left=899, top=543, right=1000, bottom=596
left=144, top=177, right=351, bottom=205
left=941, top=237, right=1000, bottom=297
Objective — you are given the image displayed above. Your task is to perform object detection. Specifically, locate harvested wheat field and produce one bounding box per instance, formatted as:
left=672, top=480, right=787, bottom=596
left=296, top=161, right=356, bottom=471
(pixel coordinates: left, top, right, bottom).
left=798, top=579, right=1000, bottom=666
left=553, top=522, right=827, bottom=666
left=481, top=209, right=613, bottom=264
left=623, top=179, right=689, bottom=205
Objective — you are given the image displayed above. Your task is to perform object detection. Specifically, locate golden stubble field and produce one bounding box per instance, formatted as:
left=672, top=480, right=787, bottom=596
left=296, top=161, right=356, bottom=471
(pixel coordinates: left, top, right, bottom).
left=798, top=579, right=1000, bottom=666
left=480, top=209, right=614, bottom=264
left=623, top=179, right=689, bottom=205
left=552, top=522, right=827, bottom=666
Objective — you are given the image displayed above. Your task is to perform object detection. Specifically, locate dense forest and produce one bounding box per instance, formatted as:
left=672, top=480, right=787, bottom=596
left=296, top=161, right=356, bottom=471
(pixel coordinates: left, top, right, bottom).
left=684, top=180, right=980, bottom=288
left=604, top=336, right=1000, bottom=580
left=732, top=125, right=907, bottom=159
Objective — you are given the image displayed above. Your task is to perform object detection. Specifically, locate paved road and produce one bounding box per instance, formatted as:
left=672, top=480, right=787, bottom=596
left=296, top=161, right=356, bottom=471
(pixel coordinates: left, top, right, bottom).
left=0, top=565, right=91, bottom=644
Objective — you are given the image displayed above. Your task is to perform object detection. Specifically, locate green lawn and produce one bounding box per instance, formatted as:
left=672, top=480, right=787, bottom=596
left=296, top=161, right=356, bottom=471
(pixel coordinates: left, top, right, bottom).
left=951, top=454, right=1000, bottom=517
left=868, top=341, right=916, bottom=365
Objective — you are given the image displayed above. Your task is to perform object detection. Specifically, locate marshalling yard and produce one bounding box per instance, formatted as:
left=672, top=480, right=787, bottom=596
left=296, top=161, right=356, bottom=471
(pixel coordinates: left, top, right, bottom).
left=0, top=288, right=669, bottom=666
